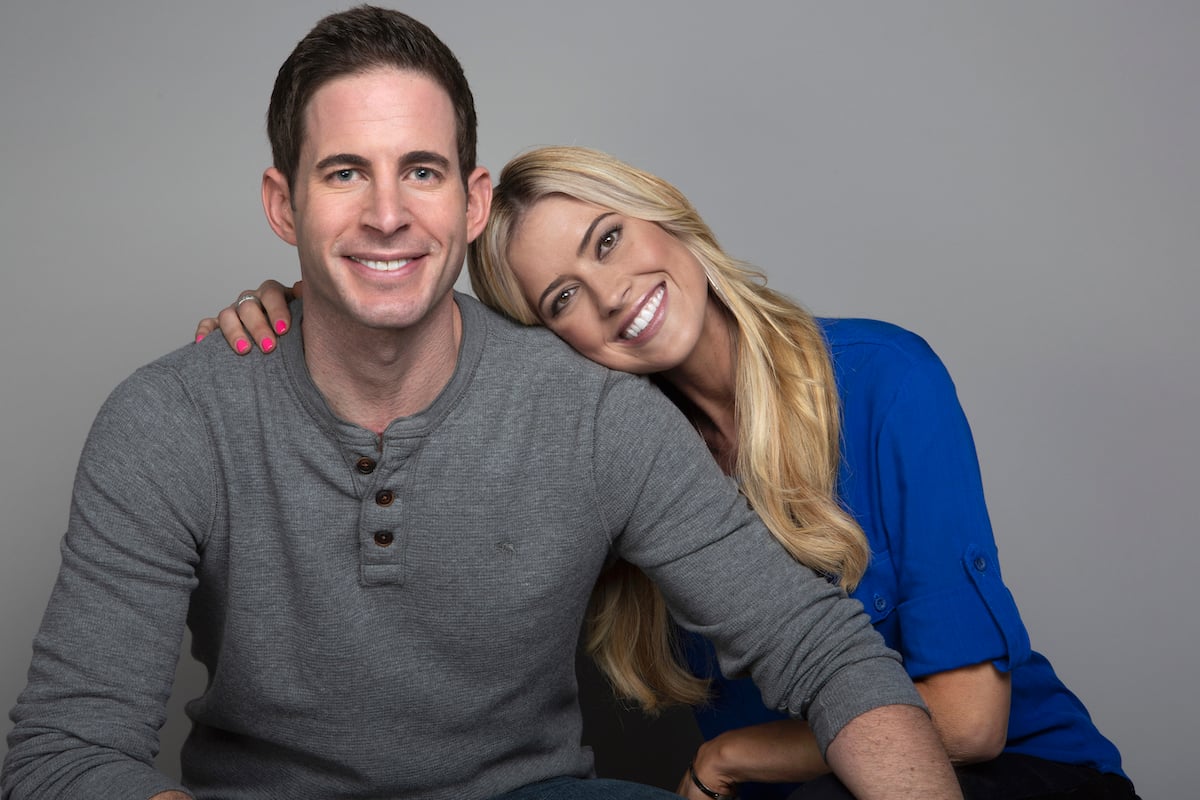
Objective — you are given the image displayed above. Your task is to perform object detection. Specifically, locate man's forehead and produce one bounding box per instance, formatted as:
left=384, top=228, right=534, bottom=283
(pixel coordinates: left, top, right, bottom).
left=299, top=68, right=457, bottom=160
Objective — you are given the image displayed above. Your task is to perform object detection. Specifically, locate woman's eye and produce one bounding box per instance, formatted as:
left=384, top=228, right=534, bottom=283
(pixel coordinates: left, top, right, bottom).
left=597, top=225, right=622, bottom=257
left=550, top=286, right=577, bottom=315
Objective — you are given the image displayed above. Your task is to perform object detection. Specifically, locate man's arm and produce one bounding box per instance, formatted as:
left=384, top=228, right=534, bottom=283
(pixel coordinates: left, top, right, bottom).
left=826, top=704, right=962, bottom=800
left=2, top=366, right=206, bottom=799
left=591, top=373, right=958, bottom=795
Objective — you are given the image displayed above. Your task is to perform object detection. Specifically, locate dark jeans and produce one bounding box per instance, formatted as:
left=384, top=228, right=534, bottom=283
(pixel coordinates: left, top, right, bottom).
left=490, top=776, right=679, bottom=800
left=787, top=753, right=1140, bottom=800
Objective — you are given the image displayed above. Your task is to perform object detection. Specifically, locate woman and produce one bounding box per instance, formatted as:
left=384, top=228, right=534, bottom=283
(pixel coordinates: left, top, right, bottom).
left=199, top=146, right=1136, bottom=800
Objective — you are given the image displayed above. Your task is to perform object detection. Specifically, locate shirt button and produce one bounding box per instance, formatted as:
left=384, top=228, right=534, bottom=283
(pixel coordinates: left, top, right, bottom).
left=375, top=489, right=394, bottom=506
left=974, top=556, right=988, bottom=572
left=873, top=594, right=888, bottom=612
left=356, top=457, right=376, bottom=475
left=373, top=531, right=394, bottom=547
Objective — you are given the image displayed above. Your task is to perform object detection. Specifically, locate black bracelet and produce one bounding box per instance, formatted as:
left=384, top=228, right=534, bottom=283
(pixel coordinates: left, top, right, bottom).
left=688, top=762, right=736, bottom=800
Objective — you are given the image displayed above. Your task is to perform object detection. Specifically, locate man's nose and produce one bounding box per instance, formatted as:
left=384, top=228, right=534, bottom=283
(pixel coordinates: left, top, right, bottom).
left=361, top=178, right=411, bottom=235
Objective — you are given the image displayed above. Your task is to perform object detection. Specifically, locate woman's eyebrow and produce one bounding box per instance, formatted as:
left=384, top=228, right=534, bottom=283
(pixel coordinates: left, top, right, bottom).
left=538, top=277, right=568, bottom=312
left=578, top=212, right=616, bottom=257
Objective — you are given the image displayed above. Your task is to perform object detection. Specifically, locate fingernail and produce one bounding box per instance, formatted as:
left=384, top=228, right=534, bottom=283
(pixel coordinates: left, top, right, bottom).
left=195, top=333, right=205, bottom=343
left=235, top=339, right=250, bottom=355
left=261, top=337, right=275, bottom=352
left=275, top=319, right=288, bottom=335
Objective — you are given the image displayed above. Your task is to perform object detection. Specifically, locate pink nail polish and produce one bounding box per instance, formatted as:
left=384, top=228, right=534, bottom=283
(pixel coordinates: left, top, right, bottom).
left=195, top=333, right=205, bottom=343
left=275, top=319, right=288, bottom=335
left=262, top=337, right=275, bottom=352
left=235, top=339, right=250, bottom=355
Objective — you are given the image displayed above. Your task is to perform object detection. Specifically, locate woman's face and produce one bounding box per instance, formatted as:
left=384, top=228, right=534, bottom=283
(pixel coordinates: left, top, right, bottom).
left=505, top=195, right=711, bottom=375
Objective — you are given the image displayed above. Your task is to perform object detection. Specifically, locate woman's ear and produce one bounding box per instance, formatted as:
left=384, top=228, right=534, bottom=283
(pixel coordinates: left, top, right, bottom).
left=262, top=167, right=298, bottom=246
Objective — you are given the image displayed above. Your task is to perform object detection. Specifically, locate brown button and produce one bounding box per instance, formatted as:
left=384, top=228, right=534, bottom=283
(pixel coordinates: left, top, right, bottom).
left=356, top=457, right=376, bottom=475
left=375, top=489, right=394, bottom=506
left=373, top=531, right=394, bottom=547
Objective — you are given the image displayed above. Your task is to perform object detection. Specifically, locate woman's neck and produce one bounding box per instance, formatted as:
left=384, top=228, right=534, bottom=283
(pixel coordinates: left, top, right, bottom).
left=656, top=297, right=740, bottom=473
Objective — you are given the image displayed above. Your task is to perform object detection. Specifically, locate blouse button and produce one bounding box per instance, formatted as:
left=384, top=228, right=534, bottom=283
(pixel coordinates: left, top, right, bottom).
left=375, top=489, right=394, bottom=506
left=356, top=457, right=376, bottom=475
left=873, top=594, right=888, bottom=612
left=974, top=556, right=988, bottom=572
left=373, top=531, right=394, bottom=547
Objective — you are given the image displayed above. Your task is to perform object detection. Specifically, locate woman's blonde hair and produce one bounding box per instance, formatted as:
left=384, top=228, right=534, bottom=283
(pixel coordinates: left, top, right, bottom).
left=469, top=146, right=870, bottom=712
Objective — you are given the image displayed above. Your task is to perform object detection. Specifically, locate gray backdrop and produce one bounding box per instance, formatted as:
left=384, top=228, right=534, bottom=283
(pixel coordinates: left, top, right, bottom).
left=2, top=2, right=1196, bottom=798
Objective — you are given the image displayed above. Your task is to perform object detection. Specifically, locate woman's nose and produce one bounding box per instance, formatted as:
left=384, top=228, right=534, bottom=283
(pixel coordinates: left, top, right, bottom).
left=599, top=275, right=632, bottom=317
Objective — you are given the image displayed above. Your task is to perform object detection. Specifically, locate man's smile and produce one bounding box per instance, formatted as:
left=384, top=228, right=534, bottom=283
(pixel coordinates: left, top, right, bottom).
left=350, top=256, right=415, bottom=272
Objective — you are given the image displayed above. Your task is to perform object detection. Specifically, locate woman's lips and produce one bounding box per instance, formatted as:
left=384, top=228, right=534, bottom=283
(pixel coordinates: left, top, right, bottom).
left=621, top=285, right=665, bottom=340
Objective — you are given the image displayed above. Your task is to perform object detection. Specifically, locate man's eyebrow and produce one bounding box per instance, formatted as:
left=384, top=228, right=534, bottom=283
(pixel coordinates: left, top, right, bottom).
left=314, top=153, right=370, bottom=172
left=577, top=212, right=616, bottom=258
left=312, top=151, right=453, bottom=173
left=399, top=150, right=452, bottom=172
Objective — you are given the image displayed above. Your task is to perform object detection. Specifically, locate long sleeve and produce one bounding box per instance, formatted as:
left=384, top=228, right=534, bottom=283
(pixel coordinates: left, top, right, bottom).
left=588, top=370, right=924, bottom=753
left=3, top=366, right=210, bottom=799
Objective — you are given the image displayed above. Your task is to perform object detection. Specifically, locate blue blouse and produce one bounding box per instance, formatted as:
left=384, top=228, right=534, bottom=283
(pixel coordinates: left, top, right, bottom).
left=684, top=318, right=1124, bottom=799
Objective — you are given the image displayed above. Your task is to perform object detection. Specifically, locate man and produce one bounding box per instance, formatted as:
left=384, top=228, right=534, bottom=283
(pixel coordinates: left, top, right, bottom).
left=3, top=7, right=961, bottom=800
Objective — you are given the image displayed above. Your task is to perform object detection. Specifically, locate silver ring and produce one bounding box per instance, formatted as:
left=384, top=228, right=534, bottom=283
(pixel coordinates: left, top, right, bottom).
left=235, top=292, right=261, bottom=309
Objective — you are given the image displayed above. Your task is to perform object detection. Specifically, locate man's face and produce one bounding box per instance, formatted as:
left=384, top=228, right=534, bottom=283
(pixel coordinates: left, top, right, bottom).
left=263, top=67, right=490, bottom=335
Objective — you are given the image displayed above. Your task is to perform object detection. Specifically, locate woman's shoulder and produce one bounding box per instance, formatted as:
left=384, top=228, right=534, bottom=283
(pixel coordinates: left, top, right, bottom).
left=817, top=317, right=936, bottom=358
left=816, top=317, right=949, bottom=381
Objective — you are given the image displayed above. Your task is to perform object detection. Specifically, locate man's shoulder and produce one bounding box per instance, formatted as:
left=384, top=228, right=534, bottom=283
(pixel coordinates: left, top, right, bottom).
left=461, top=295, right=662, bottom=409
left=99, top=335, right=278, bottom=426
left=464, top=294, right=613, bottom=376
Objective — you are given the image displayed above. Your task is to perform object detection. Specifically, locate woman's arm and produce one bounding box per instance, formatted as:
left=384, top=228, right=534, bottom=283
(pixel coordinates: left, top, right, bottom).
left=681, top=659, right=1007, bottom=796
left=678, top=718, right=827, bottom=797
left=195, top=279, right=298, bottom=353
left=915, top=660, right=1010, bottom=764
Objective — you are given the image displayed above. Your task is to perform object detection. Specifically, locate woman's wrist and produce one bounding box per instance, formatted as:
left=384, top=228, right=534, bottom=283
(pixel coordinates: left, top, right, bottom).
left=690, top=735, right=741, bottom=797
left=691, top=720, right=829, bottom=787
left=689, top=761, right=737, bottom=800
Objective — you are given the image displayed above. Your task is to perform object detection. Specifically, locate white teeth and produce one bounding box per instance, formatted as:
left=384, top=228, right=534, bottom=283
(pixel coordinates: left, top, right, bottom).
left=352, top=257, right=411, bottom=272
left=622, top=286, right=664, bottom=339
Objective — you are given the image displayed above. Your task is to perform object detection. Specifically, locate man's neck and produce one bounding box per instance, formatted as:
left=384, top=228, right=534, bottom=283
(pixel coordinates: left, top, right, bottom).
left=301, top=294, right=463, bottom=434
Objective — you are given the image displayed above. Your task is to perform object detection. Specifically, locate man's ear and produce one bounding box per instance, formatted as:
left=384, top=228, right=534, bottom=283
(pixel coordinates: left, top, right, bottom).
left=262, top=167, right=298, bottom=246
left=464, top=165, right=492, bottom=243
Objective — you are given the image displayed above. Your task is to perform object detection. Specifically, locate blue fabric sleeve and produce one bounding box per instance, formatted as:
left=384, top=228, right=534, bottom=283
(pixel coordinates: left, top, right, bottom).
left=867, top=335, right=1031, bottom=678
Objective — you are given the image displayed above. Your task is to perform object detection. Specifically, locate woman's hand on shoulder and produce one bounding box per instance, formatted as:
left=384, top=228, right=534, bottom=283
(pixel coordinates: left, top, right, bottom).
left=195, top=279, right=300, bottom=355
